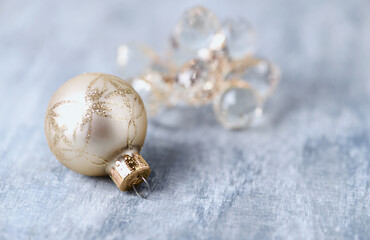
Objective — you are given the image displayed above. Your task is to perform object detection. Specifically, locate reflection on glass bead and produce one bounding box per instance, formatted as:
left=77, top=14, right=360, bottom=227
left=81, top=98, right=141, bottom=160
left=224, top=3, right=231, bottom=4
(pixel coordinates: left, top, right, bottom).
left=213, top=81, right=262, bottom=129
left=222, top=19, right=256, bottom=59
left=131, top=73, right=165, bottom=117
left=240, top=60, right=280, bottom=98
left=175, top=59, right=219, bottom=105
left=173, top=6, right=224, bottom=52
left=176, top=59, right=207, bottom=88
left=117, top=43, right=154, bottom=79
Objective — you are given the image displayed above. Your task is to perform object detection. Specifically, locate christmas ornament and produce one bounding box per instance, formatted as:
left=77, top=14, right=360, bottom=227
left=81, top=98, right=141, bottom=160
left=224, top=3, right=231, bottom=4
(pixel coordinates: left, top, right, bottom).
left=117, top=6, right=281, bottom=130
left=45, top=73, right=151, bottom=198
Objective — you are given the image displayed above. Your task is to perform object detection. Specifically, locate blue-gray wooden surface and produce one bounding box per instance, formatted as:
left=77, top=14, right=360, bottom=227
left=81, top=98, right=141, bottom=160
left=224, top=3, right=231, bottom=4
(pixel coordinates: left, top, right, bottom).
left=0, top=0, right=369, bottom=239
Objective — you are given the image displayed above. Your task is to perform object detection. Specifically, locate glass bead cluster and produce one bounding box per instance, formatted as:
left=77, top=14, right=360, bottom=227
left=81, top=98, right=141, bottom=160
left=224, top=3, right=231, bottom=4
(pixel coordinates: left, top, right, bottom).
left=117, top=6, right=280, bottom=130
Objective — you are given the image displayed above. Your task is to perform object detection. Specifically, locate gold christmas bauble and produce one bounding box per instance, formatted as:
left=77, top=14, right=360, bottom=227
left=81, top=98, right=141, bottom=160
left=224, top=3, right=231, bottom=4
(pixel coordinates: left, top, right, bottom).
left=45, top=73, right=150, bottom=191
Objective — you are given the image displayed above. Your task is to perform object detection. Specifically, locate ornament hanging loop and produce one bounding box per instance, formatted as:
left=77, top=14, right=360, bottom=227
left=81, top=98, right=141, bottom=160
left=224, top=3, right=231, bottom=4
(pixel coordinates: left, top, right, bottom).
left=133, top=176, right=151, bottom=199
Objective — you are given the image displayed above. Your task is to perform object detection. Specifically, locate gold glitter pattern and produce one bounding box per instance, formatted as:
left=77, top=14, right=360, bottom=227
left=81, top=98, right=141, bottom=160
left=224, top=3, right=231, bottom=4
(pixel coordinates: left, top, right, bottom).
left=45, top=73, right=145, bottom=167
left=121, top=155, right=137, bottom=171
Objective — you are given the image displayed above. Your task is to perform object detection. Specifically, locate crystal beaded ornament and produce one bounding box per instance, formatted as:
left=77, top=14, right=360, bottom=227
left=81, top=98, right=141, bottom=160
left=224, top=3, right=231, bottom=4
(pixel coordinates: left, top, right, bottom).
left=117, top=6, right=280, bottom=129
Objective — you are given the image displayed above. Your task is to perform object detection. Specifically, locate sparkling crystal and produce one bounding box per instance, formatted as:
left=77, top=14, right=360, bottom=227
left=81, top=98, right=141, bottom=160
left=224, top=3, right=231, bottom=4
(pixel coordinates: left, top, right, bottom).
left=222, top=19, right=256, bottom=59
left=214, top=83, right=262, bottom=129
left=117, top=43, right=155, bottom=79
left=240, top=60, right=280, bottom=98
left=131, top=73, right=167, bottom=117
left=173, top=6, right=224, bottom=52
left=175, top=58, right=219, bottom=105
left=176, top=59, right=207, bottom=88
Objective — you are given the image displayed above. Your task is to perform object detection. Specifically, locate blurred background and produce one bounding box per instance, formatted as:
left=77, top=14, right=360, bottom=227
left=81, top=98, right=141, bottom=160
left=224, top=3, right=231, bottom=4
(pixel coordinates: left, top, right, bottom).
left=0, top=0, right=369, bottom=239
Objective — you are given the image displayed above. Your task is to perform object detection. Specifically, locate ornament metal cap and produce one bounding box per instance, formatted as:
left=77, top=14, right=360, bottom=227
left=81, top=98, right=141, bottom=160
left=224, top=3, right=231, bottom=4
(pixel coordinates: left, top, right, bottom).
left=106, top=152, right=151, bottom=195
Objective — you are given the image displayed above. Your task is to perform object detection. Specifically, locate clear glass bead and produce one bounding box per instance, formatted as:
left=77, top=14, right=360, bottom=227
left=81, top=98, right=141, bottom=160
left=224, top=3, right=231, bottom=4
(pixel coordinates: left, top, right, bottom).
left=117, top=43, right=155, bottom=79
left=222, top=18, right=256, bottom=59
left=172, top=6, right=224, bottom=52
left=175, top=58, right=219, bottom=105
left=167, top=47, right=195, bottom=68
left=240, top=59, right=280, bottom=98
left=213, top=82, right=262, bottom=129
left=130, top=72, right=167, bottom=117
